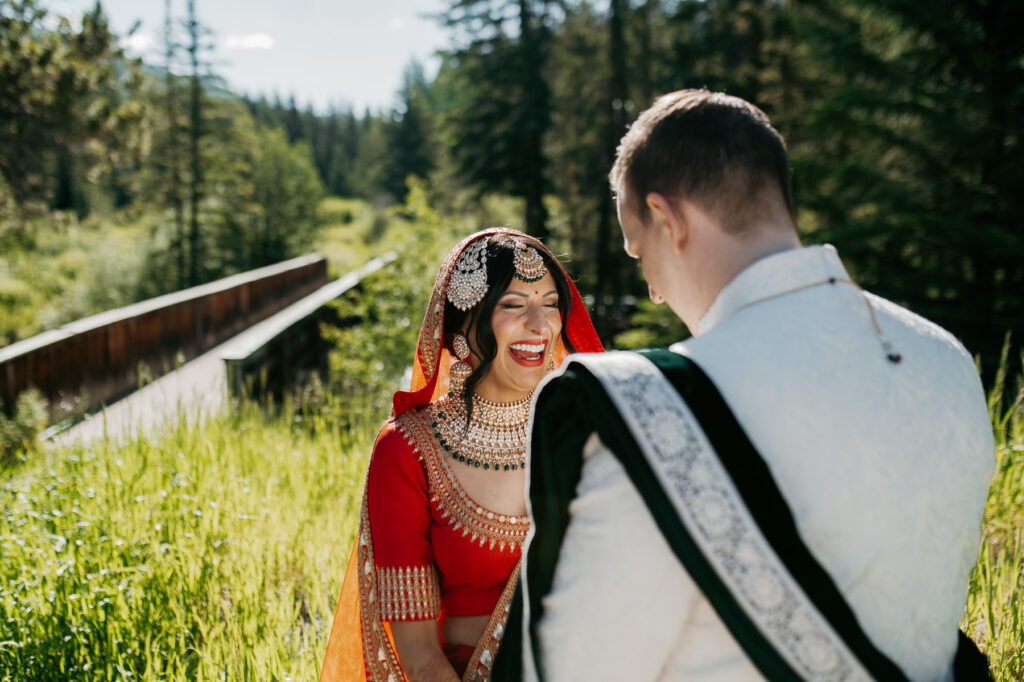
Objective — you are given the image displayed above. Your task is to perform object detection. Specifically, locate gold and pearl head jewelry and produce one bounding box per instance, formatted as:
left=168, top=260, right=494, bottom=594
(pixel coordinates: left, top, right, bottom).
left=513, top=242, right=547, bottom=283
left=430, top=392, right=532, bottom=471
left=448, top=237, right=490, bottom=311
left=449, top=333, right=473, bottom=397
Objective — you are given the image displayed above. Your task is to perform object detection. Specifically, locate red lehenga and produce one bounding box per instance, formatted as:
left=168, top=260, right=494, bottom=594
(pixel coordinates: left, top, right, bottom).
left=320, top=229, right=603, bottom=682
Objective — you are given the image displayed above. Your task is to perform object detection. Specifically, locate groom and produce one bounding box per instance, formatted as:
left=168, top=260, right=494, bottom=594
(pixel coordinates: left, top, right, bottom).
left=493, top=90, right=994, bottom=680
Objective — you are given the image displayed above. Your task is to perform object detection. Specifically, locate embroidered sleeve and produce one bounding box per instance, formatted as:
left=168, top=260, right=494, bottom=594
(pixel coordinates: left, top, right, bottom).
left=366, top=420, right=441, bottom=622
left=376, top=565, right=442, bottom=621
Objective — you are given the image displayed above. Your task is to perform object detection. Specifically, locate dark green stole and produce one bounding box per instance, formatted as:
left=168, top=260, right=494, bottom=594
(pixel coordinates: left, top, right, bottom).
left=492, top=349, right=990, bottom=681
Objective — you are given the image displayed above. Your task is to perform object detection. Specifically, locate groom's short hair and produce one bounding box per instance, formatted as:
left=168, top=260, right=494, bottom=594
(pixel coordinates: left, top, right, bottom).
left=611, top=89, right=794, bottom=234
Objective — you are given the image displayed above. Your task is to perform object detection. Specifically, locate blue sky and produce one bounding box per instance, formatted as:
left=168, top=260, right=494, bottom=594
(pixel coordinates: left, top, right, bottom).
left=48, top=0, right=451, bottom=113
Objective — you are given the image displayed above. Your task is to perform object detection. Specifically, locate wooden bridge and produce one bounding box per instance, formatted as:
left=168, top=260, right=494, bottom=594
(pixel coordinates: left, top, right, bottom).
left=0, top=253, right=394, bottom=445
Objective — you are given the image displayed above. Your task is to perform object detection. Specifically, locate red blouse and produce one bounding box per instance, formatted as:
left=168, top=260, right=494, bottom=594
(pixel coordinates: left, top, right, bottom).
left=366, top=408, right=529, bottom=621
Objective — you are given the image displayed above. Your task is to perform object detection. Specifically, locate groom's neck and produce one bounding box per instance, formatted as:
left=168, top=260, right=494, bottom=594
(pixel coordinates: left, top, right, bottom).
left=684, top=222, right=802, bottom=330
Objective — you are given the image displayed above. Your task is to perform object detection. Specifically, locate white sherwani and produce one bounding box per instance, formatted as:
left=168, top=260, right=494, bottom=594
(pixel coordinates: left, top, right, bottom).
left=522, top=245, right=994, bottom=681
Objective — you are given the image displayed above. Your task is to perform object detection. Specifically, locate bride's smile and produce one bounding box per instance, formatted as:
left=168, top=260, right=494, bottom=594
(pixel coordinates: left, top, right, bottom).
left=468, top=272, right=562, bottom=403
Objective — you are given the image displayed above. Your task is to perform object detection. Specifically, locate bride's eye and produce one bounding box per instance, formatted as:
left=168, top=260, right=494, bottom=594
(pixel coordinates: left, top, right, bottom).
left=499, top=302, right=524, bottom=310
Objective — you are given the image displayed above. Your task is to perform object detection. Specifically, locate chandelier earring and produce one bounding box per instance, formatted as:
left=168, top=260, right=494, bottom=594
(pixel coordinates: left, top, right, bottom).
left=449, top=333, right=473, bottom=398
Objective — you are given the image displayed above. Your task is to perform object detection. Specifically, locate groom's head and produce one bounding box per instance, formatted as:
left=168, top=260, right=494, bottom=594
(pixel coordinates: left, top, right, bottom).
left=611, top=89, right=800, bottom=331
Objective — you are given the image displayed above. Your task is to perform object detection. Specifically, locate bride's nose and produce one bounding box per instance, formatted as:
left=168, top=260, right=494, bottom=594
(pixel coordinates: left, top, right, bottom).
left=525, top=304, right=546, bottom=334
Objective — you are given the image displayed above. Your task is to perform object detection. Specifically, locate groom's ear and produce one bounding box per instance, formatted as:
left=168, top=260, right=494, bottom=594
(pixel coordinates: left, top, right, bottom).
left=645, top=192, right=687, bottom=254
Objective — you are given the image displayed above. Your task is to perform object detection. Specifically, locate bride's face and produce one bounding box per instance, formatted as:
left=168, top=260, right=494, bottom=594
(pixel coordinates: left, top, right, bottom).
left=470, top=271, right=562, bottom=403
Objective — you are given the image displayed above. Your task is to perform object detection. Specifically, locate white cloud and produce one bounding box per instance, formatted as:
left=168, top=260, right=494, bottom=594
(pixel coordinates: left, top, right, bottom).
left=388, top=16, right=407, bottom=30
left=121, top=34, right=154, bottom=52
left=224, top=33, right=274, bottom=50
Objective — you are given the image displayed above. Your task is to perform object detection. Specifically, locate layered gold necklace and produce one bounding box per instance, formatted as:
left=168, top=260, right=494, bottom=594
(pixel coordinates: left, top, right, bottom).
left=429, top=392, right=532, bottom=471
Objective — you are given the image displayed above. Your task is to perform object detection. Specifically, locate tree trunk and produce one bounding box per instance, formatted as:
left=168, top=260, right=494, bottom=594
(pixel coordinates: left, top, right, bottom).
left=594, top=0, right=629, bottom=340
left=519, top=0, right=549, bottom=239
left=187, top=0, right=203, bottom=287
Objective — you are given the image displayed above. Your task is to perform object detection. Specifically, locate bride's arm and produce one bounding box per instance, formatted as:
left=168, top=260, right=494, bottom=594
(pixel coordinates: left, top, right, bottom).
left=367, top=424, right=455, bottom=680
left=391, top=621, right=460, bottom=682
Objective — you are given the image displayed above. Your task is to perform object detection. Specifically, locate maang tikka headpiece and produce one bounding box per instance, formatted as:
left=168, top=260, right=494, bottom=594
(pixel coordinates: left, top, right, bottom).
left=513, top=242, right=547, bottom=283
left=447, top=236, right=550, bottom=311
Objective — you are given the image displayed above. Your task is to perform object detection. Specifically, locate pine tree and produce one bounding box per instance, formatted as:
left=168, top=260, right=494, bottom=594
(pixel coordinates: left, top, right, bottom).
left=788, top=0, right=1024, bottom=375
left=379, top=61, right=436, bottom=202
left=440, top=0, right=555, bottom=238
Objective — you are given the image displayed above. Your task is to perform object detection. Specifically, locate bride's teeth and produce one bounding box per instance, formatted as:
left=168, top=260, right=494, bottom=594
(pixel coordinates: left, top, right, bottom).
left=510, top=342, right=545, bottom=352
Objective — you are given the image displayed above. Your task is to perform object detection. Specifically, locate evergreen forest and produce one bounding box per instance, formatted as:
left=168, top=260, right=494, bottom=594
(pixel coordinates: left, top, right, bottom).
left=2, top=0, right=1021, bottom=376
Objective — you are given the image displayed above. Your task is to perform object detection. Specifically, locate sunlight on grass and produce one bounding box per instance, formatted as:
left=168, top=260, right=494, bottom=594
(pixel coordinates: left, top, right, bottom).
left=0, top=401, right=373, bottom=680
left=962, top=351, right=1024, bottom=680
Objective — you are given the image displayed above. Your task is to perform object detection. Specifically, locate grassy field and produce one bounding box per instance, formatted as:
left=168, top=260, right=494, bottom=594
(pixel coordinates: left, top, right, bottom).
left=0, top=400, right=376, bottom=680
left=1, top=372, right=1022, bottom=680
left=962, top=363, right=1024, bottom=676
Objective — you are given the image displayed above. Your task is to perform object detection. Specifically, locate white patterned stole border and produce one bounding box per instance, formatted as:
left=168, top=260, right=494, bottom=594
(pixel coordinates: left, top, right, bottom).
left=575, top=352, right=872, bottom=682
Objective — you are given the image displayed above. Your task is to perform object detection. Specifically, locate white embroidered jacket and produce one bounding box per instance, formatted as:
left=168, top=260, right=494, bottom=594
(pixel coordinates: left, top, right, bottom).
left=522, top=245, right=994, bottom=682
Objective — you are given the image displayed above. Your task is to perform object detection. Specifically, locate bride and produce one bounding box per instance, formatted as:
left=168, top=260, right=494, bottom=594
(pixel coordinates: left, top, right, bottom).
left=320, top=229, right=603, bottom=681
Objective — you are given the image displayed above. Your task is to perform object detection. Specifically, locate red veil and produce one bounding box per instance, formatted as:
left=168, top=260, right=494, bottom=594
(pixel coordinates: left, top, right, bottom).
left=320, top=228, right=603, bottom=681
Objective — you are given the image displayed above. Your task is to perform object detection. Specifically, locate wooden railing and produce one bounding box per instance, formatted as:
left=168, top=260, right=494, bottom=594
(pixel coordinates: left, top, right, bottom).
left=220, top=253, right=397, bottom=400
left=0, top=254, right=328, bottom=421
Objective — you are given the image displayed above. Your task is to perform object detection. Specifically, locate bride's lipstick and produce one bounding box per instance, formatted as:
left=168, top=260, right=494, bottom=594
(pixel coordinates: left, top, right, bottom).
left=508, top=339, right=547, bottom=367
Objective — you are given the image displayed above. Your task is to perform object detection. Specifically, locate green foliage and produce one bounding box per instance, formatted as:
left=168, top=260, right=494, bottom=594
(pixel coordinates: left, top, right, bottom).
left=773, top=0, right=1024, bottom=377
left=207, top=121, right=325, bottom=272
left=323, top=179, right=465, bottom=425
left=0, top=0, right=143, bottom=215
left=0, top=389, right=47, bottom=464
left=439, top=0, right=554, bottom=237
left=0, top=398, right=372, bottom=680
left=0, top=212, right=151, bottom=345
left=613, top=299, right=689, bottom=350
left=962, top=352, right=1024, bottom=676
left=0, top=101, right=328, bottom=347
left=375, top=62, right=436, bottom=204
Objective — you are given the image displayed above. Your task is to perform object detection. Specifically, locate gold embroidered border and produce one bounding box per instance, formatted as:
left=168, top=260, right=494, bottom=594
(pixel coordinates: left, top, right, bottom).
left=462, top=558, right=521, bottom=682
left=356, top=486, right=405, bottom=681
left=377, top=565, right=442, bottom=621
left=396, top=409, right=530, bottom=552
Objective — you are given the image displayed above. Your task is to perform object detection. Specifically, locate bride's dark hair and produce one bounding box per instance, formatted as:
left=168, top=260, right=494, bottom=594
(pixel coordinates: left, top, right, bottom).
left=443, top=233, right=576, bottom=423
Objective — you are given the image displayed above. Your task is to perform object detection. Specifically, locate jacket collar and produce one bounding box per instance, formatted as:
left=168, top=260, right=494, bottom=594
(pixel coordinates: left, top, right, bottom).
left=697, top=245, right=849, bottom=335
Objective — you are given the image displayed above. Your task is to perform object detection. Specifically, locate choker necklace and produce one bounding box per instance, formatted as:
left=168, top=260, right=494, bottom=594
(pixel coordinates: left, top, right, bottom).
left=430, top=392, right=532, bottom=471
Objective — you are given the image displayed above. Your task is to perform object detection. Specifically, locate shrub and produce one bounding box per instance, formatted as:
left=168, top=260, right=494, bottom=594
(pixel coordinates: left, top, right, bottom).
left=0, top=389, right=48, bottom=464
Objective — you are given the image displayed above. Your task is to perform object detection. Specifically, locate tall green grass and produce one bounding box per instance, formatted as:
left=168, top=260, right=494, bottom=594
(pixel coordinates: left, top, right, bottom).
left=962, top=353, right=1024, bottom=679
left=0, top=400, right=374, bottom=680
